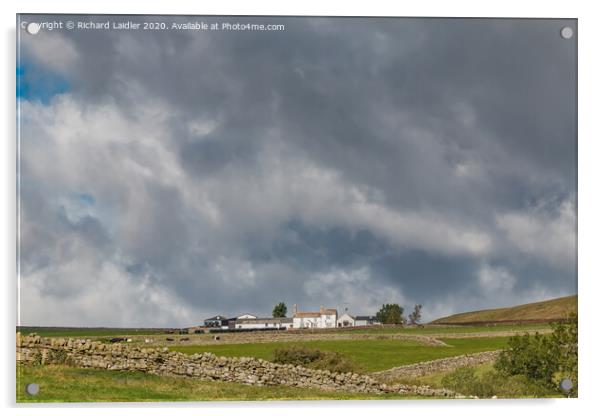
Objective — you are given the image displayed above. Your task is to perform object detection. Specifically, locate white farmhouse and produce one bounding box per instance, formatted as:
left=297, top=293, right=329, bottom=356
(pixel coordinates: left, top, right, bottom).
left=336, top=313, right=356, bottom=327
left=292, top=305, right=338, bottom=329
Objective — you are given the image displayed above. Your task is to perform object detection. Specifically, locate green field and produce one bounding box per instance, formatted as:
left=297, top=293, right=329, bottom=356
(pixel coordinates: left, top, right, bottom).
left=171, top=336, right=510, bottom=373
left=431, top=295, right=577, bottom=324
left=16, top=364, right=426, bottom=402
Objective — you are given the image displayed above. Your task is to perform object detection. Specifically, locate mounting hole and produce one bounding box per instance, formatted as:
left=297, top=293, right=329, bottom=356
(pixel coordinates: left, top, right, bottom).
left=25, top=383, right=40, bottom=395
left=560, top=26, right=574, bottom=40
left=26, top=22, right=40, bottom=35
left=559, top=378, right=573, bottom=392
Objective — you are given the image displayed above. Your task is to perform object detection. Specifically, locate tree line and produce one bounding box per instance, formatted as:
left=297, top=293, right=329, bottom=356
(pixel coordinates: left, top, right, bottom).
left=376, top=303, right=423, bottom=325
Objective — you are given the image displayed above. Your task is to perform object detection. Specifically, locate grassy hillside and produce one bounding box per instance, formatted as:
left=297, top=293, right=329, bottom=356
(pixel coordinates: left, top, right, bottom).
left=431, top=295, right=577, bottom=325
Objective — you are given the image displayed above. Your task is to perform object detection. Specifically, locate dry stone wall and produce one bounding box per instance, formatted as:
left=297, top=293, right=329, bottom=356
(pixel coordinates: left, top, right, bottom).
left=16, top=333, right=457, bottom=397
left=374, top=350, right=501, bottom=382
left=139, top=331, right=447, bottom=347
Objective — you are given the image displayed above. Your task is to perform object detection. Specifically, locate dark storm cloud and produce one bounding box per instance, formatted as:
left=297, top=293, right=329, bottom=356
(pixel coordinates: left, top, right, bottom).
left=57, top=17, right=576, bottom=205
left=18, top=15, right=577, bottom=325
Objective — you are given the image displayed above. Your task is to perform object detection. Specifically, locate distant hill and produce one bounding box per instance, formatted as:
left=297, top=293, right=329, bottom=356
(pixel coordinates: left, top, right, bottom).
left=431, top=295, right=577, bottom=325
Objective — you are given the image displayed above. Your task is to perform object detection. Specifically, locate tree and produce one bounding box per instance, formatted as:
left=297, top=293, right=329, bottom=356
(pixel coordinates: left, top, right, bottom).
left=376, top=303, right=404, bottom=324
left=495, top=313, right=578, bottom=395
left=272, top=302, right=287, bottom=318
left=408, top=304, right=423, bottom=325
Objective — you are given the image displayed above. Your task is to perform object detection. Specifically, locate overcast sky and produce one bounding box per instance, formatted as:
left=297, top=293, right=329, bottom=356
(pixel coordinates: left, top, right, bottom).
left=17, top=16, right=577, bottom=327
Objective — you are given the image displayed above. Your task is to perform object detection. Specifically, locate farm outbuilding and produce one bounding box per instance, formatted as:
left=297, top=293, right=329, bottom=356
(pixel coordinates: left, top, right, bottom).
left=336, top=313, right=356, bottom=327
left=203, top=315, right=230, bottom=329
left=235, top=317, right=293, bottom=330
left=355, top=316, right=380, bottom=326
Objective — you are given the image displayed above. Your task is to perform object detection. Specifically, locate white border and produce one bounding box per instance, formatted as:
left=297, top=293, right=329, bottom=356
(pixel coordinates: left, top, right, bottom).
left=2, top=1, right=601, bottom=415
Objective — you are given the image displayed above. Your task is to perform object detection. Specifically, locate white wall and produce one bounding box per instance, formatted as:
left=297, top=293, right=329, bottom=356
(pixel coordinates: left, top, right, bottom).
left=236, top=322, right=271, bottom=329
left=293, top=314, right=337, bottom=328
left=293, top=317, right=320, bottom=328
left=236, top=321, right=292, bottom=329
left=337, top=314, right=355, bottom=327
left=320, top=313, right=336, bottom=328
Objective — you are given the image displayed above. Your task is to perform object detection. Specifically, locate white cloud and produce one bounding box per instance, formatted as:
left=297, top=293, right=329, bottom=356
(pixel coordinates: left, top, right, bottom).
left=213, top=257, right=257, bottom=288
left=477, top=263, right=516, bottom=293
left=188, top=119, right=219, bottom=138
left=22, top=32, right=78, bottom=75
left=344, top=197, right=493, bottom=257
left=200, top=148, right=495, bottom=258
left=496, top=198, right=576, bottom=270
left=303, top=267, right=406, bottom=315
left=19, top=255, right=193, bottom=327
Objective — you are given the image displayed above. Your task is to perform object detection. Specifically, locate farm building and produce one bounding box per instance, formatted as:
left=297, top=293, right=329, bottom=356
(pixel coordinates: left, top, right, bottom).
left=226, top=314, right=258, bottom=329
left=202, top=310, right=378, bottom=332
left=336, top=314, right=380, bottom=327
left=203, top=315, right=230, bottom=329
left=234, top=317, right=293, bottom=330
left=355, top=316, right=380, bottom=326
left=336, top=313, right=356, bottom=327
left=292, top=305, right=338, bottom=329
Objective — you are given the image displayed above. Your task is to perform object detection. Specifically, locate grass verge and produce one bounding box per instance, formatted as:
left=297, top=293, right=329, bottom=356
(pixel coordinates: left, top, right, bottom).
left=16, top=364, right=427, bottom=402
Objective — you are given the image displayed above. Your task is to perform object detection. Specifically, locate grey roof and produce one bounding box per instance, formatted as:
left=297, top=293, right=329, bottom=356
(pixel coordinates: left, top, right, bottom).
left=204, top=315, right=228, bottom=321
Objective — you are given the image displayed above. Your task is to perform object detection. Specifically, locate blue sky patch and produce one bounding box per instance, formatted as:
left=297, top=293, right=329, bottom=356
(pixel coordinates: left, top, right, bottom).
left=74, top=192, right=95, bottom=206
left=17, top=60, right=70, bottom=104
